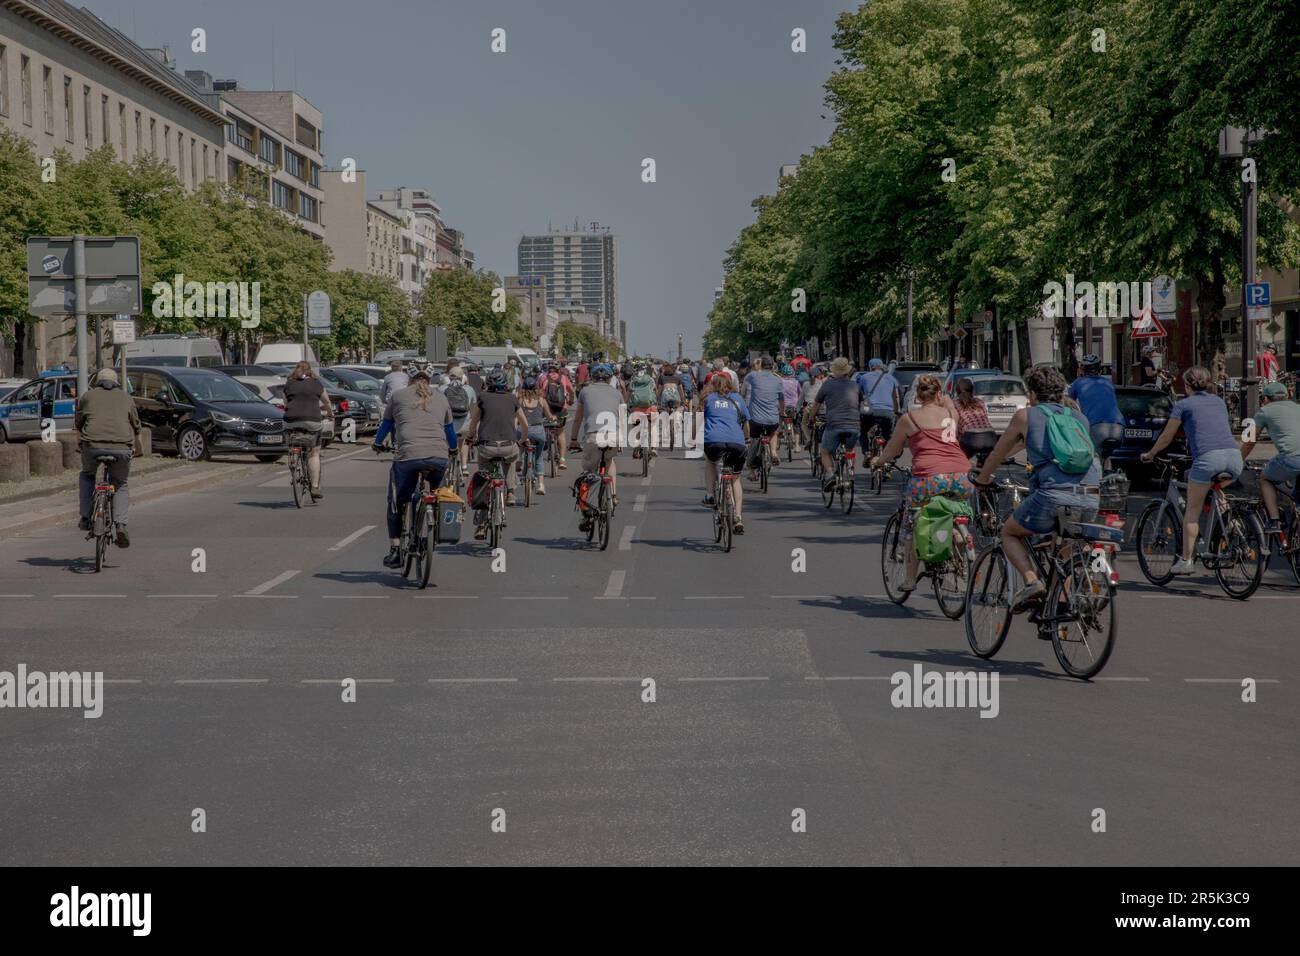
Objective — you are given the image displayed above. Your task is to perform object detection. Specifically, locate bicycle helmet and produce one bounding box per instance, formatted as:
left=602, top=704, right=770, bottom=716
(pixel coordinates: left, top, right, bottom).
left=780, top=363, right=794, bottom=376
left=484, top=369, right=508, bottom=391
left=1080, top=353, right=1102, bottom=373
left=405, top=360, right=433, bottom=380
left=522, top=375, right=539, bottom=391
left=591, top=364, right=614, bottom=381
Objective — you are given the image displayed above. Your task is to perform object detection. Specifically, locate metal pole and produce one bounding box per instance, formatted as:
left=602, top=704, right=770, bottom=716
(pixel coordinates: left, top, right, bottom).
left=1243, top=168, right=1259, bottom=419
left=94, top=317, right=103, bottom=375
left=302, top=292, right=308, bottom=359
left=905, top=272, right=914, bottom=361
left=73, top=236, right=88, bottom=397
left=370, top=325, right=375, bottom=363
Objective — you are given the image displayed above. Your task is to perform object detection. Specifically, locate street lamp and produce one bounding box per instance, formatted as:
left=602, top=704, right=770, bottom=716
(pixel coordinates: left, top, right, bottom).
left=1219, top=126, right=1267, bottom=418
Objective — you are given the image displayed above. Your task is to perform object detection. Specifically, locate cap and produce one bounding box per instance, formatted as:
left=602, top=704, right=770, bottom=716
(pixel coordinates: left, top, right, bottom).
left=1262, top=381, right=1288, bottom=399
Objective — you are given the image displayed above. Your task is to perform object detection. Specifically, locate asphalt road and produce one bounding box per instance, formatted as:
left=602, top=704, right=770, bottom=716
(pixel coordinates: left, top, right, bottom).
left=1, top=441, right=1297, bottom=865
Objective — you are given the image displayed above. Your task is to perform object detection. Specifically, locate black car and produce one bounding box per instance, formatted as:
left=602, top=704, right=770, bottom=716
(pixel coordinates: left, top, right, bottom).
left=1111, top=385, right=1188, bottom=481
left=890, top=361, right=943, bottom=392
left=126, top=366, right=287, bottom=462
left=319, top=366, right=383, bottom=395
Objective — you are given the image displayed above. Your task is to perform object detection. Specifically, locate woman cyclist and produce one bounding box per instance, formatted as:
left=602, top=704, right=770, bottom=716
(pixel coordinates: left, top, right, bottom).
left=518, top=374, right=558, bottom=495
left=282, top=361, right=333, bottom=500
left=869, top=374, right=973, bottom=592
left=954, top=376, right=997, bottom=467
left=701, top=373, right=750, bottom=535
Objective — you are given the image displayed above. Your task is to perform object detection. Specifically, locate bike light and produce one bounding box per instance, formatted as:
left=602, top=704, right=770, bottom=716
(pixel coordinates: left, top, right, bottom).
left=338, top=400, right=350, bottom=412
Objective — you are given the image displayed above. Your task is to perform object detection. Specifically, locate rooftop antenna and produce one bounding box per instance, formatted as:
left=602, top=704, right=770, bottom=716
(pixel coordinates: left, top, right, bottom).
left=271, top=22, right=276, bottom=89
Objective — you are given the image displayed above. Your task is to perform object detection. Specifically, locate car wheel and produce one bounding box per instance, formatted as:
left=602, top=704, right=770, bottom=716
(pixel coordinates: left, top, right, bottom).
left=0, top=424, right=7, bottom=443
left=177, top=425, right=209, bottom=461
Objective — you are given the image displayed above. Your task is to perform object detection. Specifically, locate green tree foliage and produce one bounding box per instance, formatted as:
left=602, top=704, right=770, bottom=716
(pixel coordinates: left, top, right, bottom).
left=417, top=268, right=532, bottom=349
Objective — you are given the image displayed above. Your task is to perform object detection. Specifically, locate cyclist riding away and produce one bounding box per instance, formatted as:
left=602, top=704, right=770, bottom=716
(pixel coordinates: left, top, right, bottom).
left=1238, top=380, right=1300, bottom=537
left=857, top=357, right=901, bottom=445
left=463, top=369, right=530, bottom=539
left=779, top=363, right=802, bottom=454
left=542, top=362, right=573, bottom=468
left=627, top=364, right=658, bottom=460
left=702, top=372, right=750, bottom=534
left=975, top=364, right=1101, bottom=609
left=954, top=376, right=997, bottom=464
left=283, top=361, right=333, bottom=500
left=438, top=364, right=475, bottom=475
left=1141, top=365, right=1243, bottom=575
left=380, top=358, right=409, bottom=404
left=381, top=362, right=457, bottom=568
left=790, top=348, right=813, bottom=375
left=569, top=363, right=624, bottom=532
left=740, top=356, right=785, bottom=476
left=518, top=374, right=557, bottom=495
left=75, top=368, right=141, bottom=548
left=1068, top=353, right=1125, bottom=467
left=869, top=374, right=973, bottom=592
left=810, top=356, right=860, bottom=494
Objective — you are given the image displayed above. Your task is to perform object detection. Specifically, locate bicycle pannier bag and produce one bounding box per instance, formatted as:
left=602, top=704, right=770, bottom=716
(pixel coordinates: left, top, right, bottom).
left=914, top=496, right=973, bottom=564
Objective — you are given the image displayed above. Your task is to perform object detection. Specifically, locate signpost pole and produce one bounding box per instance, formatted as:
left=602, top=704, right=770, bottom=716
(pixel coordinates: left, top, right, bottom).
left=1243, top=167, right=1259, bottom=419
left=73, top=236, right=88, bottom=396
left=303, top=293, right=309, bottom=357
left=905, top=271, right=914, bottom=361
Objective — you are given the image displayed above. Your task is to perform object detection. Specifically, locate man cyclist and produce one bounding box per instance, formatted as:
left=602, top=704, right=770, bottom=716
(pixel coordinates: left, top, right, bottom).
left=1068, top=353, right=1125, bottom=468
left=380, top=358, right=409, bottom=404
left=381, top=362, right=458, bottom=568
left=438, top=364, right=476, bottom=475
left=463, top=369, right=530, bottom=538
left=857, top=357, right=901, bottom=446
left=657, top=362, right=688, bottom=448
left=740, top=356, right=784, bottom=476
left=75, top=368, right=141, bottom=548
left=569, top=363, right=623, bottom=531
left=810, top=356, right=861, bottom=493
left=1238, top=380, right=1300, bottom=538
left=283, top=361, right=333, bottom=500
left=778, top=363, right=802, bottom=454
left=790, top=348, right=813, bottom=375
left=627, top=363, right=659, bottom=461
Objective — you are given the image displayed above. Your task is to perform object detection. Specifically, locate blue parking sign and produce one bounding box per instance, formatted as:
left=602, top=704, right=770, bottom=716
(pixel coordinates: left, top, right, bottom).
left=1246, top=282, right=1270, bottom=306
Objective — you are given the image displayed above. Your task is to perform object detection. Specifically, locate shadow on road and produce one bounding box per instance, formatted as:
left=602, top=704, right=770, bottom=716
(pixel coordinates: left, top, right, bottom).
left=873, top=645, right=1065, bottom=680
left=636, top=536, right=727, bottom=554
left=515, top=536, right=593, bottom=552
left=313, top=570, right=411, bottom=590
left=801, top=594, right=942, bottom=621
left=236, top=500, right=303, bottom=510
left=20, top=554, right=99, bottom=574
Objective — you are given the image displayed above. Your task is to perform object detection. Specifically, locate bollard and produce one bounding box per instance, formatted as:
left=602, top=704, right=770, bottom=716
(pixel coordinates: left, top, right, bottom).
left=57, top=432, right=81, bottom=470
left=137, top=427, right=152, bottom=458
left=29, top=440, right=64, bottom=477
left=0, top=443, right=31, bottom=484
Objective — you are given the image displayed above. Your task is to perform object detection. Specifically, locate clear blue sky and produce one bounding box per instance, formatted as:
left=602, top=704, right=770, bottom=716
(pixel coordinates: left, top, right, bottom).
left=85, top=0, right=848, bottom=355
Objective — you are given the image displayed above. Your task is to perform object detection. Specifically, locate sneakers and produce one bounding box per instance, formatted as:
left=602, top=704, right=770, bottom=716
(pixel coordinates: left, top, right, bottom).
left=579, top=516, right=593, bottom=533
left=310, top=486, right=324, bottom=500
left=1169, top=557, right=1196, bottom=575
left=78, top=516, right=91, bottom=532
left=474, top=524, right=488, bottom=540
left=382, top=546, right=402, bottom=569
left=822, top=477, right=836, bottom=494
left=559, top=460, right=568, bottom=470
left=1010, top=578, right=1046, bottom=611
left=537, top=481, right=546, bottom=495
left=702, top=495, right=716, bottom=507
left=506, top=491, right=517, bottom=506
left=733, top=519, right=745, bottom=535
left=114, top=525, right=130, bottom=549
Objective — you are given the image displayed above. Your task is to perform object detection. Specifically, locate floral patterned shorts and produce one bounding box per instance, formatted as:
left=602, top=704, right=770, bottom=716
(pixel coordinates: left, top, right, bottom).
left=903, top=472, right=972, bottom=530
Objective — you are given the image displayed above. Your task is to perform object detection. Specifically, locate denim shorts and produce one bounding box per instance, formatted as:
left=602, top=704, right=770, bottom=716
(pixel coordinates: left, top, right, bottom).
left=1187, top=447, right=1243, bottom=484
left=1014, top=486, right=1099, bottom=534
left=1262, top=452, right=1300, bottom=485
left=820, top=426, right=858, bottom=455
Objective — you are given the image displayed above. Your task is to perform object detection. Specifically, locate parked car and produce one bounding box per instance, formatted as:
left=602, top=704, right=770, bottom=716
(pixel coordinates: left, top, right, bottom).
left=123, top=334, right=225, bottom=368
left=1110, top=385, right=1188, bottom=481
left=890, top=361, right=942, bottom=394
left=0, top=374, right=78, bottom=442
left=0, top=378, right=28, bottom=401
left=971, top=375, right=1029, bottom=432
left=125, top=366, right=287, bottom=462
left=214, top=366, right=290, bottom=406
left=331, top=363, right=390, bottom=381
left=319, top=366, right=383, bottom=395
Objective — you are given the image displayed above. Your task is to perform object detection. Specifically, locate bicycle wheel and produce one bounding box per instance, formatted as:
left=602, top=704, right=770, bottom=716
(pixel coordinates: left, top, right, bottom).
left=871, top=468, right=882, bottom=495
left=290, top=458, right=303, bottom=509
left=720, top=487, right=734, bottom=553
left=598, top=486, right=611, bottom=551
left=840, top=466, right=855, bottom=514
left=811, top=452, right=822, bottom=480
left=821, top=464, right=836, bottom=508
left=402, top=501, right=417, bottom=578
left=880, top=511, right=911, bottom=604
left=523, top=465, right=533, bottom=508
left=965, top=544, right=1012, bottom=657
left=1286, top=511, right=1300, bottom=586
left=760, top=452, right=769, bottom=494
left=642, top=445, right=650, bottom=477
left=416, top=504, right=434, bottom=589
left=933, top=535, right=971, bottom=620
left=548, top=439, right=557, bottom=479
left=1135, top=500, right=1179, bottom=585
left=1047, top=551, right=1117, bottom=679
left=488, top=491, right=502, bottom=549
left=785, top=429, right=793, bottom=462
left=1211, top=505, right=1265, bottom=600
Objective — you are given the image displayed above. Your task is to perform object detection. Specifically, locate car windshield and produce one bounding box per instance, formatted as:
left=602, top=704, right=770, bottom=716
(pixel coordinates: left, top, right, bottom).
left=1117, top=390, right=1173, bottom=419
left=173, top=374, right=259, bottom=402
left=974, top=379, right=1026, bottom=397
left=892, top=368, right=937, bottom=388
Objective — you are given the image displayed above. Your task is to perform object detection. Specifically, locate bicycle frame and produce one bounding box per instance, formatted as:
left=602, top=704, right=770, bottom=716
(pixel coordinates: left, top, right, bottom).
left=1152, top=467, right=1236, bottom=565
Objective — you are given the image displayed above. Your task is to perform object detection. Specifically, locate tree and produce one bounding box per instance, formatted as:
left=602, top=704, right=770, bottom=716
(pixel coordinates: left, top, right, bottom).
left=417, top=268, right=531, bottom=349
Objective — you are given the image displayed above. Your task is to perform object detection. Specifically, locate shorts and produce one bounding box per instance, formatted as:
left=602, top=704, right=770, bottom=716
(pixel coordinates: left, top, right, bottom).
left=750, top=422, right=779, bottom=439
left=820, top=426, right=858, bottom=456
left=1187, top=447, right=1244, bottom=484
left=1262, top=452, right=1300, bottom=485
left=704, top=443, right=747, bottom=471
left=285, top=420, right=324, bottom=447
left=905, top=472, right=973, bottom=511
left=1014, top=486, right=1099, bottom=535
left=582, top=439, right=619, bottom=473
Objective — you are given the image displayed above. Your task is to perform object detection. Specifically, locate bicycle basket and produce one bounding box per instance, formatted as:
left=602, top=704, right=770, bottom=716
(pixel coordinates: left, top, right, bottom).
left=1097, top=472, right=1130, bottom=512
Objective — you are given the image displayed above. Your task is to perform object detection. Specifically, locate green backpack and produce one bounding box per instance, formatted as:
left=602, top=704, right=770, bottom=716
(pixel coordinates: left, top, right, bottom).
left=914, top=496, right=974, bottom=564
left=1041, top=404, right=1096, bottom=474
left=631, top=374, right=656, bottom=407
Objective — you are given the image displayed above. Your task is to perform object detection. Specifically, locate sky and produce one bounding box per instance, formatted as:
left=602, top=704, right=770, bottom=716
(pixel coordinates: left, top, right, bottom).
left=83, top=0, right=850, bottom=356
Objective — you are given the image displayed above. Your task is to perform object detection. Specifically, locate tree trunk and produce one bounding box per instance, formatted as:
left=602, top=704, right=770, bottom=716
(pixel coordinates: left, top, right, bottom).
left=1015, top=309, right=1032, bottom=376
left=1195, top=249, right=1227, bottom=372
left=1056, top=311, right=1077, bottom=379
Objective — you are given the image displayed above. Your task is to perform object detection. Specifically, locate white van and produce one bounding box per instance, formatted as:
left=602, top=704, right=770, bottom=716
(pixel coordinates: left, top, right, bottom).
left=254, top=342, right=318, bottom=366
left=124, top=334, right=224, bottom=367
left=460, top=346, right=539, bottom=368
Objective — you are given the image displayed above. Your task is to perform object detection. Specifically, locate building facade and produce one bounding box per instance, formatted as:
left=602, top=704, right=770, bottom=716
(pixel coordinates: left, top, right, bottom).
left=517, top=223, right=619, bottom=339
left=505, top=275, right=551, bottom=344
left=371, top=187, right=474, bottom=306
left=0, top=0, right=228, bottom=375
left=320, top=167, right=401, bottom=282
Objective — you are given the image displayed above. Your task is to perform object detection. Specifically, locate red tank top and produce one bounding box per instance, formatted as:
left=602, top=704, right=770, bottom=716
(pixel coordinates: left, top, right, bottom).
left=905, top=414, right=971, bottom=477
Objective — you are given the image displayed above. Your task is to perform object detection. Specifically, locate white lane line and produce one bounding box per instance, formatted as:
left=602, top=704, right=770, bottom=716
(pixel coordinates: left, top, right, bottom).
left=321, top=595, right=389, bottom=600
left=428, top=677, right=518, bottom=684
left=329, top=525, right=376, bottom=551
left=630, top=596, right=657, bottom=600
left=55, top=594, right=125, bottom=598
left=683, top=595, right=743, bottom=600
left=175, top=679, right=269, bottom=685
left=618, top=525, right=636, bottom=550
left=633, top=494, right=647, bottom=513
left=300, top=678, right=394, bottom=684
left=807, top=674, right=1020, bottom=682
left=415, top=594, right=479, bottom=599
left=0, top=594, right=34, bottom=598
left=503, top=596, right=568, bottom=601
left=245, top=569, right=300, bottom=596
left=805, top=675, right=892, bottom=681
left=553, top=677, right=641, bottom=683
left=1185, top=678, right=1280, bottom=683
left=101, top=679, right=144, bottom=684
left=1096, top=677, right=1151, bottom=682
left=602, top=570, right=626, bottom=599
left=237, top=594, right=298, bottom=599
left=147, top=594, right=219, bottom=598
left=678, top=676, right=770, bottom=682
left=640, top=475, right=652, bottom=486
left=773, top=594, right=838, bottom=600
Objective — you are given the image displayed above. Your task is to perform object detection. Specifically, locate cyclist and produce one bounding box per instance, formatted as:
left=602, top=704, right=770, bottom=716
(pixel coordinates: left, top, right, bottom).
left=1257, top=342, right=1281, bottom=384
left=575, top=356, right=591, bottom=392
left=857, top=357, right=901, bottom=445
left=740, top=356, right=784, bottom=477
left=569, top=363, right=624, bottom=532
left=705, top=356, right=739, bottom=391
left=380, top=359, right=409, bottom=404
left=1068, top=353, right=1125, bottom=467
left=74, top=368, right=141, bottom=548
left=518, top=374, right=557, bottom=495
left=439, top=364, right=476, bottom=475
left=627, top=363, right=659, bottom=460
left=283, top=361, right=333, bottom=501
left=809, top=356, right=860, bottom=494
left=778, top=363, right=802, bottom=454
left=1139, top=344, right=1160, bottom=387
left=463, top=369, right=530, bottom=539
left=657, top=362, right=687, bottom=447
left=1141, top=365, right=1242, bottom=575
left=1239, top=380, right=1300, bottom=537
left=380, top=362, right=457, bottom=569
left=540, top=362, right=573, bottom=469
left=790, top=348, right=813, bottom=375
left=701, top=372, right=750, bottom=534
left=975, top=364, right=1100, bottom=608
left=869, top=373, right=973, bottom=592
left=954, top=376, right=998, bottom=465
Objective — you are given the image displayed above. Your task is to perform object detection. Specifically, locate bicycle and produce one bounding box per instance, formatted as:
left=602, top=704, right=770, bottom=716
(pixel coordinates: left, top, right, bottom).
left=545, top=418, right=565, bottom=477
left=584, top=446, right=616, bottom=550
left=399, top=468, right=442, bottom=589
left=965, top=485, right=1121, bottom=679
left=780, top=415, right=797, bottom=463
left=1134, top=453, right=1265, bottom=599
left=519, top=438, right=538, bottom=508
left=821, top=443, right=856, bottom=514
left=447, top=453, right=467, bottom=499
left=879, top=466, right=972, bottom=619
left=1243, top=459, right=1300, bottom=586
left=809, top=416, right=826, bottom=479
left=87, top=455, right=119, bottom=572
left=864, top=423, right=888, bottom=494
left=751, top=433, right=774, bottom=494
left=712, top=457, right=740, bottom=553
left=476, top=454, right=510, bottom=550
left=286, top=430, right=316, bottom=508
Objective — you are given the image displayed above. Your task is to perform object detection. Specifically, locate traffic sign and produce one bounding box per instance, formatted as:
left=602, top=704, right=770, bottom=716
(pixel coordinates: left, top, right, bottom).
left=366, top=301, right=380, bottom=327
left=1246, top=282, right=1271, bottom=321
left=111, top=317, right=135, bottom=345
left=1151, top=276, right=1176, bottom=316
left=26, top=236, right=141, bottom=316
left=1131, top=307, right=1166, bottom=339
left=306, top=289, right=331, bottom=336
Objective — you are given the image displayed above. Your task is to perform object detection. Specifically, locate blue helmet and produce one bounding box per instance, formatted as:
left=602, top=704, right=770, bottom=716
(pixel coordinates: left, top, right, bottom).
left=591, top=364, right=614, bottom=381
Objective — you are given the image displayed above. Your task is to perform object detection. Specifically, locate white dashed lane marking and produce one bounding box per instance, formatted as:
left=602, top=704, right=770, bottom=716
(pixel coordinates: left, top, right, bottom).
left=329, top=525, right=375, bottom=551
left=245, top=570, right=300, bottom=596
left=618, top=525, right=635, bottom=550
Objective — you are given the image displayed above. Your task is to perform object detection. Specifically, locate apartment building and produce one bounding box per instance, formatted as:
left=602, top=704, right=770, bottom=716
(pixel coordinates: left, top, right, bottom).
left=517, top=223, right=619, bottom=340
left=505, top=275, right=552, bottom=344
left=320, top=167, right=401, bottom=283
left=371, top=187, right=474, bottom=306
left=0, top=0, right=228, bottom=374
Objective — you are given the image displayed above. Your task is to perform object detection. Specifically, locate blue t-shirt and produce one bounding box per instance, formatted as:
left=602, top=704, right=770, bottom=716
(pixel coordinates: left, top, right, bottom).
left=856, top=370, right=900, bottom=413
left=741, top=370, right=784, bottom=425
left=1025, top=403, right=1102, bottom=488
left=1067, top=375, right=1124, bottom=426
left=703, top=392, right=749, bottom=445
left=1171, top=391, right=1236, bottom=459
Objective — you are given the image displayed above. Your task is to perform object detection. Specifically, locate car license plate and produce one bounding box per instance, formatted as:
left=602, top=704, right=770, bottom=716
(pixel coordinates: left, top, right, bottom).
left=257, top=434, right=282, bottom=444
left=1125, top=428, right=1152, bottom=438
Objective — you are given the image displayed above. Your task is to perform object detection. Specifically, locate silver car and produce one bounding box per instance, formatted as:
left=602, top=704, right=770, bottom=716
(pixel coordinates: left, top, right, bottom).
left=972, top=375, right=1029, bottom=432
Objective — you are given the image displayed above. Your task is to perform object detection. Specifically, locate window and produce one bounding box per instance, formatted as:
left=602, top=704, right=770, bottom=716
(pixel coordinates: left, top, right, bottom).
left=258, top=133, right=279, bottom=166
left=42, top=66, right=53, bottom=133
left=283, top=148, right=304, bottom=179
left=149, top=116, right=156, bottom=154
left=201, top=144, right=208, bottom=182
left=271, top=179, right=292, bottom=210
left=100, top=94, right=109, bottom=148
left=163, top=124, right=170, bottom=163
left=20, top=55, right=31, bottom=125
left=82, top=85, right=91, bottom=144
left=299, top=193, right=317, bottom=222
left=63, top=75, right=72, bottom=141
left=134, top=111, right=142, bottom=156
left=0, top=44, right=8, bottom=117
left=309, top=163, right=319, bottom=187
left=118, top=103, right=126, bottom=158
left=294, top=114, right=317, bottom=150
left=177, top=131, right=184, bottom=181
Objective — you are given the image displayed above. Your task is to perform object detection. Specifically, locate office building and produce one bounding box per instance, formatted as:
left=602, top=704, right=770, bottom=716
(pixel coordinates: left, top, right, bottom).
left=517, top=222, right=618, bottom=339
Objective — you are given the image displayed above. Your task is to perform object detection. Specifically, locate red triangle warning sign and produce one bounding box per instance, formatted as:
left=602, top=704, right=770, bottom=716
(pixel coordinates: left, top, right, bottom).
left=1130, top=307, right=1166, bottom=339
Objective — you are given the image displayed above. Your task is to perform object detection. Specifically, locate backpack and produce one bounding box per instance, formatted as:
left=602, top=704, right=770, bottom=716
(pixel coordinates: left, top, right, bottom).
left=914, top=496, right=973, bottom=564
left=1041, top=404, right=1095, bottom=474
left=661, top=381, right=681, bottom=406
left=444, top=382, right=470, bottom=415
left=630, top=374, right=656, bottom=407
left=545, top=377, right=567, bottom=409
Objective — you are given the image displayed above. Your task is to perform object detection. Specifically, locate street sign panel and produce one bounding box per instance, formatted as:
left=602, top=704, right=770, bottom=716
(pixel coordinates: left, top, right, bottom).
left=306, top=289, right=331, bottom=336
left=366, top=301, right=380, bottom=327
left=111, top=318, right=135, bottom=344
left=26, top=236, right=142, bottom=316
left=1151, top=275, right=1176, bottom=316
left=1131, top=307, right=1166, bottom=339
left=1246, top=282, right=1271, bottom=321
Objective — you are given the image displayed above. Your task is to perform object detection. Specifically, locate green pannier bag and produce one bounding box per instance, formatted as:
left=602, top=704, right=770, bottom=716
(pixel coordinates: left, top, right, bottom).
left=914, top=495, right=974, bottom=564
left=1042, top=403, right=1095, bottom=474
